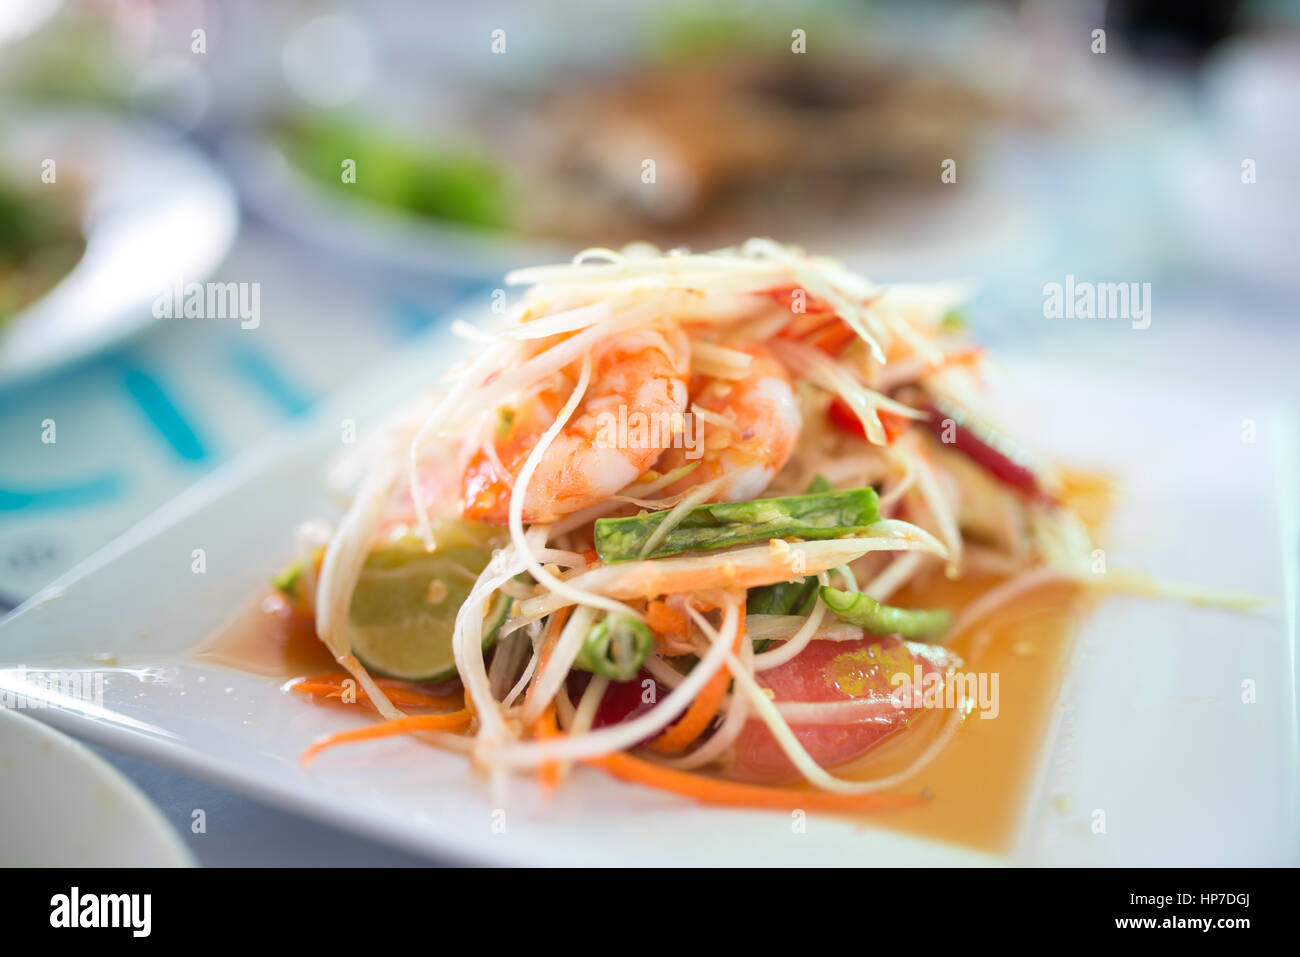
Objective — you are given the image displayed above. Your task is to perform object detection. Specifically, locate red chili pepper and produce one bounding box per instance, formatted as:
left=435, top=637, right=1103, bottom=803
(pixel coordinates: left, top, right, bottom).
left=826, top=396, right=865, bottom=438
left=827, top=397, right=910, bottom=443
left=829, top=394, right=1056, bottom=502
left=919, top=400, right=1057, bottom=503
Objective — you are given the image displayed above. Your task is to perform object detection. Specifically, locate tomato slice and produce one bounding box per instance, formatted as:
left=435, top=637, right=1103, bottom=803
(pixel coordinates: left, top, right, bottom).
left=918, top=399, right=1057, bottom=503
left=730, top=637, right=957, bottom=783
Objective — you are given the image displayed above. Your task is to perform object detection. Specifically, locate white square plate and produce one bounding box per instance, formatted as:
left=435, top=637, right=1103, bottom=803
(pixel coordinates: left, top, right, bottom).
left=1, top=330, right=1296, bottom=866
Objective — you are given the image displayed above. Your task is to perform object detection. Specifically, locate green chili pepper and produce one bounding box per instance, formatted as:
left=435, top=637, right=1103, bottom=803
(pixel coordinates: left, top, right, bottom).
left=573, top=615, right=654, bottom=681
left=594, top=488, right=880, bottom=563
left=818, top=586, right=952, bottom=642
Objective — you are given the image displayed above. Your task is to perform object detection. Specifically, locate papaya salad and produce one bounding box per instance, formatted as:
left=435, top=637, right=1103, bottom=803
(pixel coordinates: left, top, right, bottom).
left=271, top=239, right=1161, bottom=811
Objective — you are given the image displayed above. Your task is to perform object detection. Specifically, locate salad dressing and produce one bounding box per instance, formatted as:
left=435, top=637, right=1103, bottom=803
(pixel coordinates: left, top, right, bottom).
left=834, top=470, right=1111, bottom=852
left=837, top=575, right=1089, bottom=852
left=199, top=593, right=335, bottom=678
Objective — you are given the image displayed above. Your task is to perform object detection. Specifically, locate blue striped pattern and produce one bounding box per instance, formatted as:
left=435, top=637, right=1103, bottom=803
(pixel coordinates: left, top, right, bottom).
left=0, top=474, right=125, bottom=511
left=227, top=343, right=313, bottom=417
left=118, top=360, right=212, bottom=463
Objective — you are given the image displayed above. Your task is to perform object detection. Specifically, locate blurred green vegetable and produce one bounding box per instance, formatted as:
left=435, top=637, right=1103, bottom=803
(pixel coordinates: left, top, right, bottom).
left=279, top=116, right=510, bottom=230
left=939, top=309, right=967, bottom=332
left=0, top=180, right=84, bottom=322
left=270, top=560, right=302, bottom=602
left=646, top=2, right=842, bottom=61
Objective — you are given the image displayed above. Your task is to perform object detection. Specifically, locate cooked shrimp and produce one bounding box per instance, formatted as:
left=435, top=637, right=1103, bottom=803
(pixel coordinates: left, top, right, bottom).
left=658, top=341, right=801, bottom=502
left=461, top=325, right=691, bottom=524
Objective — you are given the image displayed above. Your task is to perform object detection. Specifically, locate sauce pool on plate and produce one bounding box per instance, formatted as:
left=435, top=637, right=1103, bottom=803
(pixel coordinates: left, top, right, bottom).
left=198, top=593, right=335, bottom=679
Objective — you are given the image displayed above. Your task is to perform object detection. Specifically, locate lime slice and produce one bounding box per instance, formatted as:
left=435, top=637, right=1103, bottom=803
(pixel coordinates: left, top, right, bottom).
left=347, top=530, right=511, bottom=682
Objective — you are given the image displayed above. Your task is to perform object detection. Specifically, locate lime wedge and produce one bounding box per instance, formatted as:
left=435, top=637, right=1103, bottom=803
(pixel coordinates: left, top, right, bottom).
left=347, top=529, right=511, bottom=682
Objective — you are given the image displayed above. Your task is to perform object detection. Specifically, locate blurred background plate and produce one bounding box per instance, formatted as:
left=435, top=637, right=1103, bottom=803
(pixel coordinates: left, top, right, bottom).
left=216, top=1, right=1087, bottom=281
left=0, top=705, right=194, bottom=866
left=0, top=111, right=238, bottom=385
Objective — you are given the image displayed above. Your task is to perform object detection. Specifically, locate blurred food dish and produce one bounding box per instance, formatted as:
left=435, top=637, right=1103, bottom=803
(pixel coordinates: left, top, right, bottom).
left=230, top=7, right=1026, bottom=276
left=278, top=115, right=509, bottom=232
left=0, top=172, right=84, bottom=323
left=0, top=111, right=238, bottom=385
left=481, top=54, right=993, bottom=247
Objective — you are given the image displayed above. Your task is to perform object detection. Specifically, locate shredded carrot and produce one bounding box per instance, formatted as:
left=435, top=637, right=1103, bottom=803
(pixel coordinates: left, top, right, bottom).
left=645, top=600, right=688, bottom=638
left=533, top=704, right=562, bottom=793
left=776, top=308, right=836, bottom=339
left=586, top=752, right=927, bottom=812
left=767, top=285, right=872, bottom=356
left=301, top=710, right=472, bottom=765
left=806, top=318, right=857, bottom=355
left=931, top=346, right=983, bottom=369
left=647, top=620, right=745, bottom=756
left=290, top=672, right=464, bottom=710
left=522, top=605, right=572, bottom=711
